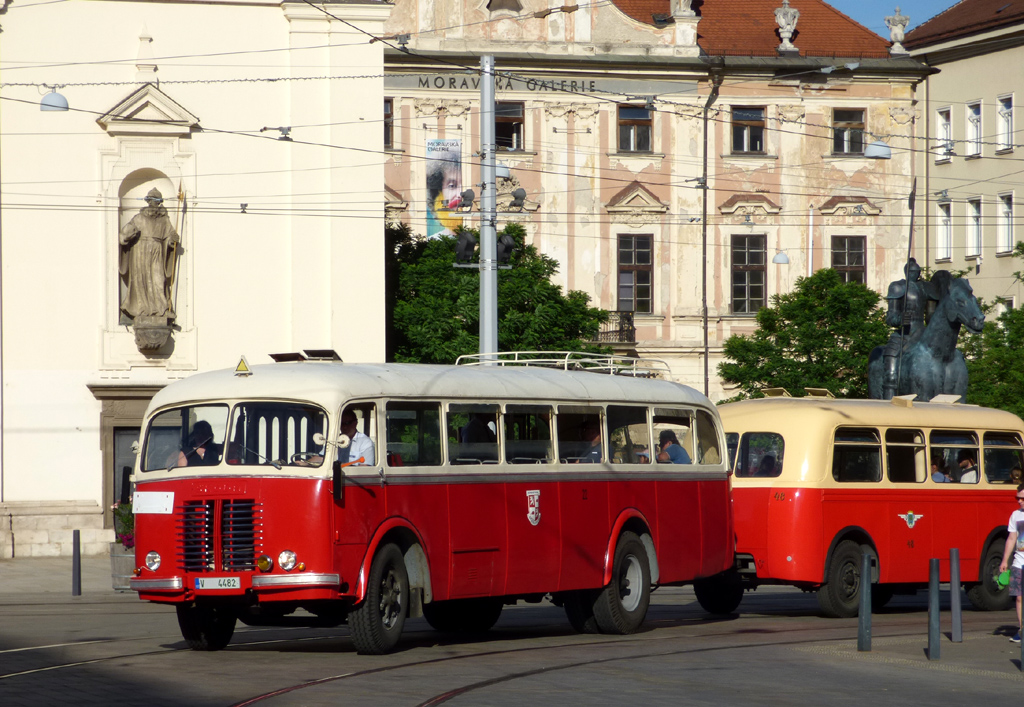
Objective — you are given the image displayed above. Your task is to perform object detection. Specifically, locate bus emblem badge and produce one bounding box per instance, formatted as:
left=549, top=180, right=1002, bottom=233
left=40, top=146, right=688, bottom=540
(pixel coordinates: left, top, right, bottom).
left=898, top=511, right=923, bottom=528
left=526, top=489, right=541, bottom=526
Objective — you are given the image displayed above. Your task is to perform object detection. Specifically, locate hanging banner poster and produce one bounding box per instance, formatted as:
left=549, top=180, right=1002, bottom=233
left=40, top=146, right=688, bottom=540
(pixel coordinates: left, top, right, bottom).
left=425, top=139, right=463, bottom=238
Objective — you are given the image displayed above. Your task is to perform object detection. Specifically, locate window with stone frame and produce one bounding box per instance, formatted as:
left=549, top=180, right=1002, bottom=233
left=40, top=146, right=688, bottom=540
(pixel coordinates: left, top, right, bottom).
left=731, top=106, right=765, bottom=154
left=617, top=235, right=652, bottom=314
left=998, top=96, right=1014, bottom=152
left=384, top=98, right=393, bottom=149
left=617, top=105, right=652, bottom=152
left=967, top=198, right=982, bottom=258
left=999, top=193, right=1014, bottom=253
left=831, top=235, right=866, bottom=284
left=731, top=234, right=766, bottom=314
left=495, top=102, right=525, bottom=151
left=833, top=109, right=865, bottom=154
left=966, top=102, right=982, bottom=157
left=937, top=202, right=952, bottom=260
left=936, top=107, right=952, bottom=158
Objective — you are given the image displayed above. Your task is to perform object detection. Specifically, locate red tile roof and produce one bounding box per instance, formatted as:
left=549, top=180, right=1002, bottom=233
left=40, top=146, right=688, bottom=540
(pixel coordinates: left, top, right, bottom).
left=612, top=0, right=892, bottom=58
left=904, top=0, right=1024, bottom=49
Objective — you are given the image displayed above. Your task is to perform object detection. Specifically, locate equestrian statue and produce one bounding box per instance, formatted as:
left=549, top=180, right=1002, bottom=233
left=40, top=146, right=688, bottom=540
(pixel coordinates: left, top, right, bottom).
left=867, top=262, right=985, bottom=403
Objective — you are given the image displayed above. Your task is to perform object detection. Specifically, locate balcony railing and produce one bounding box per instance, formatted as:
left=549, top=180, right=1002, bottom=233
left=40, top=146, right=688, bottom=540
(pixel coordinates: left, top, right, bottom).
left=593, top=311, right=636, bottom=343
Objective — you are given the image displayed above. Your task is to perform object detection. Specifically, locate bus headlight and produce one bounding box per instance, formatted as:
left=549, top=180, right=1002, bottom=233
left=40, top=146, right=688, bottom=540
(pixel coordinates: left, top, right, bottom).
left=256, top=554, right=273, bottom=572
left=278, top=550, right=297, bottom=571
left=145, top=552, right=161, bottom=571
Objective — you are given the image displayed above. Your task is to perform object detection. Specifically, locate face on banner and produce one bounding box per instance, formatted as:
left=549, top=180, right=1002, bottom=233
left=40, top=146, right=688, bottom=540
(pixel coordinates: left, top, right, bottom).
left=426, top=139, right=463, bottom=238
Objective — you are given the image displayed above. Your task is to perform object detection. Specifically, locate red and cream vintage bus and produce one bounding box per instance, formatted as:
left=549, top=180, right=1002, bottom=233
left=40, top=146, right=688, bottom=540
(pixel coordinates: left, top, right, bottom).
left=129, top=353, right=734, bottom=653
left=719, top=392, right=1023, bottom=618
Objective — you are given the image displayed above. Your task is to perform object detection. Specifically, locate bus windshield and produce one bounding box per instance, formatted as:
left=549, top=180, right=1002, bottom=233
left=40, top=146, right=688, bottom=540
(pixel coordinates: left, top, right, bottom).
left=141, top=402, right=328, bottom=471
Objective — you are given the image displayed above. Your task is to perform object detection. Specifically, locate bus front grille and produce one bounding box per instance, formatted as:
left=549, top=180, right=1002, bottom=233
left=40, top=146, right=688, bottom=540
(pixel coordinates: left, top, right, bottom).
left=177, top=499, right=262, bottom=572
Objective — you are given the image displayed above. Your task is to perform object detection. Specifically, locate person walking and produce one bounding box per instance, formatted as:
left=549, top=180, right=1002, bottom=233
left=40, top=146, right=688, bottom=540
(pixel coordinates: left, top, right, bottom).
left=999, top=483, right=1024, bottom=643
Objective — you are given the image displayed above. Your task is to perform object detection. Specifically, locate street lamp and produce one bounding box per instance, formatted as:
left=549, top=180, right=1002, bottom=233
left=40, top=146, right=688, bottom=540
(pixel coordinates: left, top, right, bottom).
left=701, top=59, right=723, bottom=398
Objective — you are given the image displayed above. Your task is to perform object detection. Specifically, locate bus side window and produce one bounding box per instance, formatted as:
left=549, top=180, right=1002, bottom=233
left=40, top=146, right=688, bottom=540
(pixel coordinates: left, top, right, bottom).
left=557, top=406, right=603, bottom=463
left=695, top=410, right=722, bottom=465
left=885, top=428, right=925, bottom=483
left=983, top=432, right=1024, bottom=484
left=653, top=407, right=694, bottom=464
left=931, top=430, right=979, bottom=483
left=833, top=427, right=881, bottom=483
left=607, top=405, right=650, bottom=464
left=386, top=402, right=442, bottom=467
left=734, top=432, right=784, bottom=478
left=504, top=405, right=553, bottom=464
left=340, top=403, right=377, bottom=466
left=447, top=403, right=499, bottom=465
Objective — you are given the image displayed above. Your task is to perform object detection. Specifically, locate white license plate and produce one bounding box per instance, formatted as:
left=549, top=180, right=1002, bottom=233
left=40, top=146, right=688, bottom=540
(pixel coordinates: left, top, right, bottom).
left=195, top=577, right=241, bottom=590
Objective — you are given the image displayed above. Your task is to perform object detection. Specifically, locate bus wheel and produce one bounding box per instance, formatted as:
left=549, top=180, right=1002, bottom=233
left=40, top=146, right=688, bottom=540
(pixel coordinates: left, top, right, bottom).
left=564, top=590, right=599, bottom=633
left=818, top=540, right=863, bottom=618
left=694, top=569, right=744, bottom=615
left=175, top=604, right=236, bottom=651
left=350, top=543, right=409, bottom=654
left=967, top=542, right=1013, bottom=611
left=593, top=532, right=651, bottom=634
left=423, top=598, right=503, bottom=634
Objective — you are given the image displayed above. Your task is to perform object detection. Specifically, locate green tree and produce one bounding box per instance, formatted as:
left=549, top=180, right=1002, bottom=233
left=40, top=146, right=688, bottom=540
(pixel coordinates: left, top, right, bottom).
left=962, top=307, right=1024, bottom=418
left=718, top=268, right=888, bottom=399
left=389, top=222, right=608, bottom=363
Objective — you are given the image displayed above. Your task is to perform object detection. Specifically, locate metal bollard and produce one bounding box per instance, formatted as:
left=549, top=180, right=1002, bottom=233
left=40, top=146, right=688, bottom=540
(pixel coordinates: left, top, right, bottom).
left=949, top=548, right=962, bottom=643
left=72, top=529, right=82, bottom=597
left=858, top=552, right=872, bottom=651
left=928, top=558, right=940, bottom=660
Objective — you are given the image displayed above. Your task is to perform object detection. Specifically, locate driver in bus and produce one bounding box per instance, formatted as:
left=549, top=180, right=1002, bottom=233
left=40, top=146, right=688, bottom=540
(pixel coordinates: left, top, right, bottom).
left=338, top=410, right=374, bottom=466
left=176, top=421, right=221, bottom=467
left=580, top=419, right=603, bottom=463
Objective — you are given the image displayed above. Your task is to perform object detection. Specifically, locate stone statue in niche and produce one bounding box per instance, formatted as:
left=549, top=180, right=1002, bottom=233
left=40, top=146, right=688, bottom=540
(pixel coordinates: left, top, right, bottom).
left=119, top=188, right=180, bottom=351
left=868, top=264, right=985, bottom=403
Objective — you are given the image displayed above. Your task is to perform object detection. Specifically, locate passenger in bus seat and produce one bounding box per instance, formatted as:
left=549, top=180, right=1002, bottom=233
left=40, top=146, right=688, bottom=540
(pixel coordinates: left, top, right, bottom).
left=339, top=411, right=375, bottom=466
left=956, top=449, right=979, bottom=483
left=1012, top=466, right=1023, bottom=485
left=657, top=430, right=691, bottom=464
left=754, top=454, right=777, bottom=477
left=579, top=419, right=603, bottom=462
left=931, top=453, right=952, bottom=483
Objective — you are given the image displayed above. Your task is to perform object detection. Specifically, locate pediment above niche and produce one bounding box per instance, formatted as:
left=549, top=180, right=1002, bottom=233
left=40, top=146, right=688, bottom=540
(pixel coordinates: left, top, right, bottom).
left=817, top=196, right=882, bottom=216
left=718, top=193, right=781, bottom=215
left=97, top=83, right=199, bottom=137
left=605, top=181, right=668, bottom=214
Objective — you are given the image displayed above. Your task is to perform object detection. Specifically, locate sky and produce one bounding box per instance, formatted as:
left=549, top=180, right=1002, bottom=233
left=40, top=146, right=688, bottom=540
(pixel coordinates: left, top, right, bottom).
left=827, top=0, right=960, bottom=38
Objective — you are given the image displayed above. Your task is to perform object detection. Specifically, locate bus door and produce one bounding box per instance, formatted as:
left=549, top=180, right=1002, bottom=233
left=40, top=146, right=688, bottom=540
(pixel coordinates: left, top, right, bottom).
left=504, top=404, right=563, bottom=594
left=651, top=408, right=700, bottom=579
left=881, top=428, right=931, bottom=582
left=444, top=403, right=507, bottom=598
left=732, top=431, right=785, bottom=577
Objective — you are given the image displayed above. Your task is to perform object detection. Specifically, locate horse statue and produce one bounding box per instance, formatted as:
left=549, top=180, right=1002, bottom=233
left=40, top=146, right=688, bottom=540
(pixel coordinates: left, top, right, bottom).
left=868, top=273, right=984, bottom=402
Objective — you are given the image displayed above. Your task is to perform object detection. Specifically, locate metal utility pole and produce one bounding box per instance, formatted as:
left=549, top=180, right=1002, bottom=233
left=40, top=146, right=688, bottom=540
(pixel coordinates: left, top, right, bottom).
left=701, top=70, right=722, bottom=398
left=479, top=55, right=498, bottom=360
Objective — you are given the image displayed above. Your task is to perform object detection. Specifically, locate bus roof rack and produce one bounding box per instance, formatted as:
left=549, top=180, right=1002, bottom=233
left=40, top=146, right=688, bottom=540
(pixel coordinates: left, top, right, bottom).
left=269, top=350, right=343, bottom=362
left=761, top=387, right=791, bottom=397
left=890, top=394, right=917, bottom=407
left=929, top=394, right=961, bottom=404
left=455, top=351, right=671, bottom=378
left=804, top=388, right=835, bottom=398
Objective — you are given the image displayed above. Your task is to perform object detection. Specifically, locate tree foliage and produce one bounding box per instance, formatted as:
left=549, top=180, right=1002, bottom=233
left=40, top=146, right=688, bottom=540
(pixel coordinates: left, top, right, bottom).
left=388, top=222, right=608, bottom=364
left=961, top=307, right=1024, bottom=418
left=717, top=268, right=889, bottom=399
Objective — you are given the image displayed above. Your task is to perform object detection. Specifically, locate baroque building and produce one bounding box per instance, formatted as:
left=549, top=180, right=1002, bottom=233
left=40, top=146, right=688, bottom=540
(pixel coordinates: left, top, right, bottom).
left=382, top=0, right=929, bottom=398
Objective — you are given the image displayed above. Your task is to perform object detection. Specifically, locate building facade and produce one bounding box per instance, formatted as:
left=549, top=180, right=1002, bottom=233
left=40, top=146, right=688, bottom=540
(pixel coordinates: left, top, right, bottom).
left=381, top=0, right=929, bottom=399
left=906, top=0, right=1024, bottom=313
left=0, top=0, right=390, bottom=555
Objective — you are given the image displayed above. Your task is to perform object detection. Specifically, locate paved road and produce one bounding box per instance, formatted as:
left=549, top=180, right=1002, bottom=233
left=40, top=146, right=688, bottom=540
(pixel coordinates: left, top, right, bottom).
left=1, top=557, right=1022, bottom=706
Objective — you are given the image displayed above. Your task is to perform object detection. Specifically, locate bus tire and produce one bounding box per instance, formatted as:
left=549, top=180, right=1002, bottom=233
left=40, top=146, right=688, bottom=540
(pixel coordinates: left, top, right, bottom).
left=423, top=598, right=503, bottom=634
left=350, top=543, right=409, bottom=654
left=593, top=532, right=651, bottom=634
left=817, top=540, right=863, bottom=618
left=175, top=603, right=236, bottom=651
left=694, top=569, right=744, bottom=615
left=967, top=541, right=1013, bottom=611
left=564, top=590, right=600, bottom=633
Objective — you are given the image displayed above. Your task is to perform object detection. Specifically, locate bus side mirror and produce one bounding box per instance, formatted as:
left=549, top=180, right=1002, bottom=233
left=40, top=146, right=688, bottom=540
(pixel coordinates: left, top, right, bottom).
left=332, top=460, right=343, bottom=503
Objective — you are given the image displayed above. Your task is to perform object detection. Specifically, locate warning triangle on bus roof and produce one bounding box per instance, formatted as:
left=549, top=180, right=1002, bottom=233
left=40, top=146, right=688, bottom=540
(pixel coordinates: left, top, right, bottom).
left=235, top=356, right=253, bottom=377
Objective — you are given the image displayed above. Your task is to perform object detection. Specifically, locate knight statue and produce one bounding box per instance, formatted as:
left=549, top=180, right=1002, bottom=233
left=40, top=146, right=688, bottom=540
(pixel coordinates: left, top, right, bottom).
left=881, top=258, right=938, bottom=399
